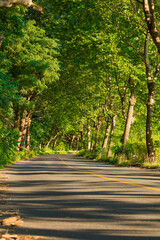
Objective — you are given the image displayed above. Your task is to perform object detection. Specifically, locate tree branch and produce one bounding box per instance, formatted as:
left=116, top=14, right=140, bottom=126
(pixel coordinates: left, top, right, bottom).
left=0, top=0, right=43, bottom=12
left=143, top=0, right=160, bottom=53
left=0, top=33, right=3, bottom=48
left=144, top=30, right=152, bottom=83
left=135, top=0, right=143, bottom=4
left=115, top=19, right=144, bottom=58
left=153, top=57, right=160, bottom=81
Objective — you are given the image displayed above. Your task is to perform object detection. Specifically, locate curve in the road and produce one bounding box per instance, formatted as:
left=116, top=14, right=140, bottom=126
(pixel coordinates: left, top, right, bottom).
left=58, top=155, right=160, bottom=193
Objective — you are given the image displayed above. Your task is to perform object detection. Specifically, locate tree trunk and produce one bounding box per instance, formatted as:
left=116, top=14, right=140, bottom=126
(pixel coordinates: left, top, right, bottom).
left=26, top=117, right=31, bottom=151
left=17, top=111, right=26, bottom=151
left=146, top=90, right=155, bottom=161
left=17, top=110, right=31, bottom=152
left=88, top=123, right=91, bottom=150
left=143, top=2, right=160, bottom=161
left=94, top=116, right=102, bottom=149
left=46, top=134, right=58, bottom=149
left=79, top=129, right=84, bottom=149
left=13, top=107, right=21, bottom=130
left=107, top=116, right=116, bottom=157
left=0, top=0, right=33, bottom=7
left=116, top=74, right=127, bottom=120
left=143, top=0, right=160, bottom=53
left=102, top=121, right=111, bottom=150
left=39, top=144, right=42, bottom=151
left=69, top=135, right=75, bottom=150
left=0, top=0, right=43, bottom=12
left=46, top=138, right=53, bottom=149
left=19, top=110, right=28, bottom=151
left=53, top=138, right=58, bottom=149
left=0, top=34, right=3, bottom=48
left=123, top=92, right=136, bottom=145
left=144, top=31, right=157, bottom=161
left=76, top=137, right=79, bottom=151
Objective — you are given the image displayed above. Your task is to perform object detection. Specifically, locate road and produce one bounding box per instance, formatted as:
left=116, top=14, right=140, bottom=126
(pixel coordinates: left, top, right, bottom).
left=1, top=154, right=160, bottom=240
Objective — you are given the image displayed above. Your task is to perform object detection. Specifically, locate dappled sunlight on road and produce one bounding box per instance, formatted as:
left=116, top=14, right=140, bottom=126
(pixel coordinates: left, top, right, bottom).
left=4, top=154, right=160, bottom=240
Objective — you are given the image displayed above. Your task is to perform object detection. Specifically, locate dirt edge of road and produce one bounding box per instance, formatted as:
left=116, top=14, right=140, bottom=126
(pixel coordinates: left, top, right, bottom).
left=0, top=168, right=45, bottom=240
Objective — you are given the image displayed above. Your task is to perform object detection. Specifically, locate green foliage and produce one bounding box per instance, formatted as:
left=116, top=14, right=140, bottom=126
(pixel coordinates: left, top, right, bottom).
left=78, top=149, right=97, bottom=159
left=11, top=149, right=39, bottom=163
left=0, top=52, right=17, bottom=119
left=79, top=141, right=148, bottom=168
left=54, top=141, right=69, bottom=151
left=143, top=160, right=160, bottom=169
left=30, top=120, right=45, bottom=149
left=0, top=122, right=19, bottom=167
left=2, top=18, right=59, bottom=94
left=0, top=5, right=59, bottom=167
left=0, top=0, right=160, bottom=168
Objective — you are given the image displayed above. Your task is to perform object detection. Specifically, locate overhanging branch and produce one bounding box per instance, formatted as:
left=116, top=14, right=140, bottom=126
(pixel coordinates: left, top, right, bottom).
left=135, top=0, right=143, bottom=4
left=0, top=33, right=3, bottom=48
left=0, top=0, right=42, bottom=12
left=143, top=0, right=160, bottom=53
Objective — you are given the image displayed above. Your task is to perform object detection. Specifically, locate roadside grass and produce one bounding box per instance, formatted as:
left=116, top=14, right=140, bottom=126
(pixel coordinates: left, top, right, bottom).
left=1, top=145, right=159, bottom=170
left=0, top=149, right=40, bottom=169
left=1, top=150, right=38, bottom=168
left=0, top=148, right=79, bottom=169
left=78, top=142, right=160, bottom=169
left=39, top=147, right=79, bottom=155
left=142, top=158, right=160, bottom=169
left=12, top=150, right=39, bottom=162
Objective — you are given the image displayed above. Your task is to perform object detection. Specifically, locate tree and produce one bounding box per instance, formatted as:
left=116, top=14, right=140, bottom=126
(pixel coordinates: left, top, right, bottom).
left=0, top=0, right=160, bottom=165
left=0, top=6, right=59, bottom=152
left=142, top=0, right=160, bottom=53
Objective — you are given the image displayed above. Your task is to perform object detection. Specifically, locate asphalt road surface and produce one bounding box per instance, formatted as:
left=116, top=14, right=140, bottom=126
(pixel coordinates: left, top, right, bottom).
left=2, top=154, right=160, bottom=240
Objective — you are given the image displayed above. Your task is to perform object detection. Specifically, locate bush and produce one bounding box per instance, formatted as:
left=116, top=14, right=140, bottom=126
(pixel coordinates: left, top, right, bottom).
left=0, top=123, right=19, bottom=167
left=78, top=148, right=108, bottom=161
left=54, top=141, right=69, bottom=151
left=78, top=141, right=148, bottom=168
left=112, top=141, right=147, bottom=166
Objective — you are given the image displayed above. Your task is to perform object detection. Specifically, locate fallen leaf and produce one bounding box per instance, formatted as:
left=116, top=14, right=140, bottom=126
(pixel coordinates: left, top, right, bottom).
left=1, top=233, right=18, bottom=239
left=2, top=216, right=23, bottom=227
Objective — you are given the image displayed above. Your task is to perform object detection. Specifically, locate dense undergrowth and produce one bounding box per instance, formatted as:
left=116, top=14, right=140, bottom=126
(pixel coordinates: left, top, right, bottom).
left=78, top=142, right=160, bottom=169
left=1, top=145, right=160, bottom=170
left=0, top=147, right=78, bottom=169
left=0, top=149, right=39, bottom=169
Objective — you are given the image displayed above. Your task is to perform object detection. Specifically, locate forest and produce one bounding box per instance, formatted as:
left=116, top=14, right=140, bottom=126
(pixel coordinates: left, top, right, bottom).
left=0, top=0, right=160, bottom=168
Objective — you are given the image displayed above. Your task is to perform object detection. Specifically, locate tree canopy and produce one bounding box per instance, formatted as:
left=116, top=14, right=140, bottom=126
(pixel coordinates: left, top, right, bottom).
left=0, top=0, right=160, bottom=167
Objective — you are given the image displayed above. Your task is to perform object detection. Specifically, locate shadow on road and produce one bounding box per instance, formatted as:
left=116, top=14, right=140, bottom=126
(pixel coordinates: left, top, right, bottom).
left=3, top=154, right=160, bottom=240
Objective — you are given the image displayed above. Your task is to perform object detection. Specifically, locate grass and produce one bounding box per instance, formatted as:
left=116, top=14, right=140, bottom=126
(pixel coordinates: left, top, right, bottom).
left=142, top=159, right=160, bottom=169
left=78, top=144, right=160, bottom=169
left=39, top=148, right=79, bottom=155
left=1, top=145, right=160, bottom=170
left=0, top=148, right=79, bottom=169
left=0, top=149, right=40, bottom=169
